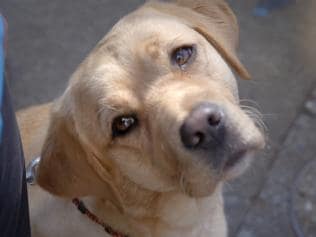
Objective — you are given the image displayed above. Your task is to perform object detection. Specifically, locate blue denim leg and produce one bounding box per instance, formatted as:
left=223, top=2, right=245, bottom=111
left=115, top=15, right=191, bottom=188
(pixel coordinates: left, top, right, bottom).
left=0, top=16, right=5, bottom=143
left=0, top=14, right=31, bottom=237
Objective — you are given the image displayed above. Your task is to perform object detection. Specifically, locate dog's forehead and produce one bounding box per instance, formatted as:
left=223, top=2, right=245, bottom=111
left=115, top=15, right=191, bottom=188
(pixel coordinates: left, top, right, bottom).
left=89, top=10, right=200, bottom=83
left=97, top=9, right=198, bottom=53
left=80, top=6, right=239, bottom=103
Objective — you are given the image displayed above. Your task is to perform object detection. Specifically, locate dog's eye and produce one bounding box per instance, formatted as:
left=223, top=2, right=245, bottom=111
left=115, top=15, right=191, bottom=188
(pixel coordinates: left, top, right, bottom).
left=112, top=115, right=138, bottom=137
left=171, top=45, right=195, bottom=68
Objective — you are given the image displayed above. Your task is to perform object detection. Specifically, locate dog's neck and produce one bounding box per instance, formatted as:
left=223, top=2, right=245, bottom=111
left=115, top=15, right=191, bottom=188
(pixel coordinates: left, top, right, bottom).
left=84, top=184, right=227, bottom=237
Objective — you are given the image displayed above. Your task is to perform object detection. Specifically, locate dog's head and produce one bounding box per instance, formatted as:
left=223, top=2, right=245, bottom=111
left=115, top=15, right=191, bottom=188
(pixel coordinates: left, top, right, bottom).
left=37, top=0, right=264, bottom=208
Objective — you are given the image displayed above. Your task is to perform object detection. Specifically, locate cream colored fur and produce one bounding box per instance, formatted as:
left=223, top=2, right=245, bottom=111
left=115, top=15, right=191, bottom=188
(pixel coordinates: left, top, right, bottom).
left=17, top=1, right=264, bottom=236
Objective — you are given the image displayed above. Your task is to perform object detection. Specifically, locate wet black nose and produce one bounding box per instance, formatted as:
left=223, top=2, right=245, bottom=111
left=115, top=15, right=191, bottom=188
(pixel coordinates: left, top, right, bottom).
left=180, top=103, right=225, bottom=150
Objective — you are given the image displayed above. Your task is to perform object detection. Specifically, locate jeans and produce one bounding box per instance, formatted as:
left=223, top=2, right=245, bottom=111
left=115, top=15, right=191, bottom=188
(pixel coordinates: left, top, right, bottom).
left=0, top=15, right=31, bottom=237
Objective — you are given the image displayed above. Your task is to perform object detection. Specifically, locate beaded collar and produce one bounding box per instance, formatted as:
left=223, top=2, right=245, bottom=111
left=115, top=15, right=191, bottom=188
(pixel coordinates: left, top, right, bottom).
left=72, top=198, right=128, bottom=237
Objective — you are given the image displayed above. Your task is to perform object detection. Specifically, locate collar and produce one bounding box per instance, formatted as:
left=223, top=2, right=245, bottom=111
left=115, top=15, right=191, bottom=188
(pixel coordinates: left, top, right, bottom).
left=72, top=198, right=128, bottom=237
left=26, top=158, right=128, bottom=237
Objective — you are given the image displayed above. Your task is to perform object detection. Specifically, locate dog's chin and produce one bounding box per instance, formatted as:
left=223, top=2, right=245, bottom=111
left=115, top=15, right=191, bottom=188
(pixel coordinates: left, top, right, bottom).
left=180, top=170, right=219, bottom=198
left=180, top=151, right=255, bottom=198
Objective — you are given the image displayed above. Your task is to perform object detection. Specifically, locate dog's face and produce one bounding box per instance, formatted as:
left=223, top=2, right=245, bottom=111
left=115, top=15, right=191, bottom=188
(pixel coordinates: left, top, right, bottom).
left=37, top=1, right=264, bottom=206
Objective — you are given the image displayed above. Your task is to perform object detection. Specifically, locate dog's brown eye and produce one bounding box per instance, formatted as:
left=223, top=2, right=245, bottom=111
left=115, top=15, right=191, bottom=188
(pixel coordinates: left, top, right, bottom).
left=112, top=115, right=138, bottom=137
left=171, top=45, right=195, bottom=68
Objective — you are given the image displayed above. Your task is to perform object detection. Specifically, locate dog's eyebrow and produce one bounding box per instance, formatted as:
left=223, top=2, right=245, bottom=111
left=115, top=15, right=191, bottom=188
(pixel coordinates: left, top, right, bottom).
left=97, top=104, right=119, bottom=116
left=97, top=94, right=140, bottom=117
left=167, top=34, right=191, bottom=50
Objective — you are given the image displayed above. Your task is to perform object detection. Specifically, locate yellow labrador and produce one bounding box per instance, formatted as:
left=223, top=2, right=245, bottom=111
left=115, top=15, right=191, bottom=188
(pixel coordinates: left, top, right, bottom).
left=17, top=1, right=265, bottom=236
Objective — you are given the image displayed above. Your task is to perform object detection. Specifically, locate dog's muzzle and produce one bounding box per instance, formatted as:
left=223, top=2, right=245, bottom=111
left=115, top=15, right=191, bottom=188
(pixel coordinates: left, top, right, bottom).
left=179, top=102, right=257, bottom=171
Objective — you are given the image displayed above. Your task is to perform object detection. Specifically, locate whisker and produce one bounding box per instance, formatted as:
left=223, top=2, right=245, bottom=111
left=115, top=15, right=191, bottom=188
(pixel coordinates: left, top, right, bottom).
left=241, top=105, right=268, bottom=134
left=239, top=98, right=261, bottom=108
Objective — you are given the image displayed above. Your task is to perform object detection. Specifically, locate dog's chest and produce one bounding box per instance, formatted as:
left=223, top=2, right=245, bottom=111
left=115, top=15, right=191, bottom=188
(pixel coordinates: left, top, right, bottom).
left=28, top=186, right=226, bottom=237
left=150, top=192, right=227, bottom=237
left=94, top=189, right=227, bottom=237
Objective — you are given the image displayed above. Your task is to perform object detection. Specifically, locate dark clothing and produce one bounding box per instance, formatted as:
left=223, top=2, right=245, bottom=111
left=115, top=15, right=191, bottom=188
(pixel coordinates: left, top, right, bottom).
left=0, top=15, right=31, bottom=237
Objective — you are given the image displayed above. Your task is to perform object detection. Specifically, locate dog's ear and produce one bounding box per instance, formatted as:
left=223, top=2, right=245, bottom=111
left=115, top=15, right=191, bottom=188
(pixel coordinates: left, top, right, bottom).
left=36, top=102, right=124, bottom=211
left=148, top=0, right=250, bottom=79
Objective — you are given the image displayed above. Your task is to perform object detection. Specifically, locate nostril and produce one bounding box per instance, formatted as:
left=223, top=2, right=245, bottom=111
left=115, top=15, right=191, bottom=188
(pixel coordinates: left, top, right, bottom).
left=208, top=112, right=222, bottom=126
left=192, top=132, right=204, bottom=148
left=181, top=130, right=204, bottom=149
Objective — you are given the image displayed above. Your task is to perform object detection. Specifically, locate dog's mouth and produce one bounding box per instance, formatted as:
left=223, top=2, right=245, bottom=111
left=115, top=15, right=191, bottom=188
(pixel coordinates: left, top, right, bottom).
left=222, top=149, right=255, bottom=179
left=176, top=148, right=258, bottom=197
left=224, top=150, right=247, bottom=170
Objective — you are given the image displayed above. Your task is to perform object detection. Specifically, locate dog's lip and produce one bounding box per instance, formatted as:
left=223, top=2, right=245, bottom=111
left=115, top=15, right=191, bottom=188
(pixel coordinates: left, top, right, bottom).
left=223, top=149, right=252, bottom=171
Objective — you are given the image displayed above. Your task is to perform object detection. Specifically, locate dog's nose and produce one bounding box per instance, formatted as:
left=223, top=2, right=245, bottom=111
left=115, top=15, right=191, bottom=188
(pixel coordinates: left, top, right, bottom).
left=180, top=103, right=225, bottom=150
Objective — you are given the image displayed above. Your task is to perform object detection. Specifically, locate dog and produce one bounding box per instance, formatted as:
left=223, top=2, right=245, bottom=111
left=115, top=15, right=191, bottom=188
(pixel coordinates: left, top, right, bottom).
left=17, top=1, right=265, bottom=236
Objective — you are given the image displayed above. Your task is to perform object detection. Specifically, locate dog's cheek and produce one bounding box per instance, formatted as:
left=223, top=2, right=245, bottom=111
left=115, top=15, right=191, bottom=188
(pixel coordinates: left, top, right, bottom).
left=108, top=147, right=176, bottom=192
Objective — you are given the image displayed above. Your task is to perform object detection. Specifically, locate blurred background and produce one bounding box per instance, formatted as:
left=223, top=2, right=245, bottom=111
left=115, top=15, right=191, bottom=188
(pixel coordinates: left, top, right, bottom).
left=0, top=0, right=315, bottom=236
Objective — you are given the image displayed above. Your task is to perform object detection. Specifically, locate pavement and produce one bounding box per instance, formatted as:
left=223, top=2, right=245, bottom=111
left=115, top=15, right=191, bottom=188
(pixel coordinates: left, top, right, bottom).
left=0, top=0, right=315, bottom=236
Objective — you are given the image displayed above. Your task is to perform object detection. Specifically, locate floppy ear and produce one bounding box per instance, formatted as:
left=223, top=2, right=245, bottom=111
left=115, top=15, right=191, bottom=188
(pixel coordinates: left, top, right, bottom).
left=36, top=102, right=124, bottom=211
left=148, top=0, right=250, bottom=79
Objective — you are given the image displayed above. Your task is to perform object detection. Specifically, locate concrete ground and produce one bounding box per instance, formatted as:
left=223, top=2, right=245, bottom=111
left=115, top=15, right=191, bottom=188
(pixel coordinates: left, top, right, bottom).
left=1, top=0, right=315, bottom=236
